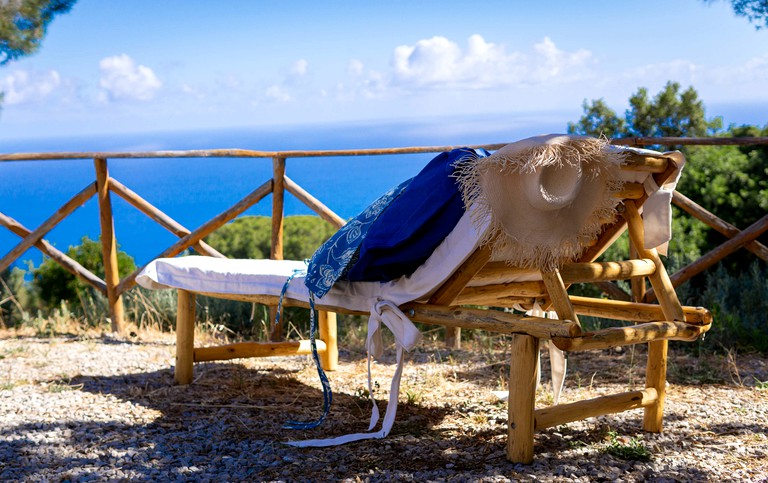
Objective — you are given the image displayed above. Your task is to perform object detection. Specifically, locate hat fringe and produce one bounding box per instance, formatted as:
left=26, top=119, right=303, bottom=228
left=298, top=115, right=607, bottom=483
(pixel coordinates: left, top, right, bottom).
left=454, top=136, right=626, bottom=270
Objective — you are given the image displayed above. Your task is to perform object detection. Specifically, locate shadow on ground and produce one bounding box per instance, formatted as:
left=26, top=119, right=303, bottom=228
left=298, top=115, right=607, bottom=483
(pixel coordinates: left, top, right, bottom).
left=3, top=341, right=760, bottom=481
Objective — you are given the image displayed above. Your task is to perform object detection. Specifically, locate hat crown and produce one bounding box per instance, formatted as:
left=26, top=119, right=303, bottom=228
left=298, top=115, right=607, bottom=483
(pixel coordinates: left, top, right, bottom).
left=456, top=134, right=625, bottom=269
left=522, top=164, right=583, bottom=211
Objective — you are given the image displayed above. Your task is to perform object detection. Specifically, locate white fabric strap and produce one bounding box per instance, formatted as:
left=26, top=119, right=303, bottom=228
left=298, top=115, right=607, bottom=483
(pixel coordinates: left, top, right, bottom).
left=641, top=156, right=686, bottom=256
left=511, top=302, right=567, bottom=405
left=287, top=300, right=421, bottom=447
left=544, top=310, right=567, bottom=405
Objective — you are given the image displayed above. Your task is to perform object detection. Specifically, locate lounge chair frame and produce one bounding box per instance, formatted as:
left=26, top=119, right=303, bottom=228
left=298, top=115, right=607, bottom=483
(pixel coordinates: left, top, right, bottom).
left=169, top=150, right=710, bottom=463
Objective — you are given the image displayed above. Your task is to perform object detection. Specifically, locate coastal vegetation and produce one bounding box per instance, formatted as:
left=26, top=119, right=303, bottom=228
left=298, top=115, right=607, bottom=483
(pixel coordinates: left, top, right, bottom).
left=569, top=82, right=768, bottom=352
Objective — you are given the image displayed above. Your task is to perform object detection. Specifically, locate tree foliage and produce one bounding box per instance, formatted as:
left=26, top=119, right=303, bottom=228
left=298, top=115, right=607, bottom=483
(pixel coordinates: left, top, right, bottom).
left=570, top=83, right=766, bottom=259
left=706, top=0, right=768, bottom=29
left=32, top=236, right=135, bottom=309
left=0, top=267, right=30, bottom=326
left=569, top=82, right=768, bottom=351
left=0, top=0, right=76, bottom=65
left=568, top=82, right=722, bottom=139
left=568, top=99, right=626, bottom=139
left=205, top=215, right=339, bottom=260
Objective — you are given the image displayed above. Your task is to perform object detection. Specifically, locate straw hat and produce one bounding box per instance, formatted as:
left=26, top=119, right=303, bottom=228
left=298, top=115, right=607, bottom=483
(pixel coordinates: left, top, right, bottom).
left=455, top=134, right=625, bottom=269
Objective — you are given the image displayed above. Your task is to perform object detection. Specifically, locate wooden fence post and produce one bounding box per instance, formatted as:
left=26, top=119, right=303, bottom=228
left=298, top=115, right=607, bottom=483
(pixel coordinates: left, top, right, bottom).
left=94, top=158, right=125, bottom=334
left=269, top=156, right=286, bottom=341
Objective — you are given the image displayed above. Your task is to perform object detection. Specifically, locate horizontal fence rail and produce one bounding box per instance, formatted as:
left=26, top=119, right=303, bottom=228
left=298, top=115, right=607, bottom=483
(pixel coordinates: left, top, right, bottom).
left=1, top=137, right=766, bottom=335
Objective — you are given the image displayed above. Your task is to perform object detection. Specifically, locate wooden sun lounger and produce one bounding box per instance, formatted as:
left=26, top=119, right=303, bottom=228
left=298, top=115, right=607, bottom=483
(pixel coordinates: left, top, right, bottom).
left=154, top=147, right=710, bottom=464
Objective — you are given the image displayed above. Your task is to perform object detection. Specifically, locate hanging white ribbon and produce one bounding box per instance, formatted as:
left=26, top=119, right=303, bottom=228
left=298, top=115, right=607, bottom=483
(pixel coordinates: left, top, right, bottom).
left=508, top=302, right=567, bottom=405
left=287, top=299, right=421, bottom=447
left=642, top=156, right=686, bottom=256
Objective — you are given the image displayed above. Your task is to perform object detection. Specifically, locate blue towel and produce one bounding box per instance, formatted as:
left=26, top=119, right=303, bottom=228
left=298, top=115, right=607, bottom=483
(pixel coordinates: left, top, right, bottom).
left=304, top=147, right=488, bottom=298
left=347, top=147, right=488, bottom=281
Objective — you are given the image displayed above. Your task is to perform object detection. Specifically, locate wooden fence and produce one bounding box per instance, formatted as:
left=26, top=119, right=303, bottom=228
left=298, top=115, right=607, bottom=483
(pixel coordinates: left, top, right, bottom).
left=1, top=137, right=767, bottom=343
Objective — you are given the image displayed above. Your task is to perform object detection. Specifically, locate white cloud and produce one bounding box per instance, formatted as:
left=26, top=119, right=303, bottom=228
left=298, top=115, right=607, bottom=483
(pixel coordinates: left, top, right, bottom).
left=1, top=69, right=61, bottom=105
left=291, top=59, right=308, bottom=77
left=391, top=34, right=593, bottom=89
left=99, top=54, right=162, bottom=101
left=620, top=60, right=698, bottom=89
left=531, top=37, right=593, bottom=82
left=216, top=75, right=242, bottom=90
left=265, top=85, right=291, bottom=102
left=334, top=61, right=386, bottom=101
left=744, top=53, right=768, bottom=76
left=712, top=53, right=768, bottom=88
left=348, top=59, right=365, bottom=77
left=392, top=35, right=468, bottom=87
left=181, top=83, right=205, bottom=99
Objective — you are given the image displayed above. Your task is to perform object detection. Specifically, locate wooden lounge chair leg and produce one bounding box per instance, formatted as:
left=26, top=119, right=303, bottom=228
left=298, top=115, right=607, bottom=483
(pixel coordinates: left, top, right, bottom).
left=445, top=327, right=461, bottom=349
left=507, top=334, right=539, bottom=464
left=644, top=339, right=668, bottom=432
left=541, top=269, right=579, bottom=327
left=318, top=310, right=338, bottom=371
left=624, top=201, right=682, bottom=433
left=269, top=306, right=283, bottom=342
left=175, top=289, right=196, bottom=385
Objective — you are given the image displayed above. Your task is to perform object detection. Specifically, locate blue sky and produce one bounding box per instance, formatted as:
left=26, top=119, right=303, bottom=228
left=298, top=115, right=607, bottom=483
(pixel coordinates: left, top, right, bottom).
left=1, top=0, right=766, bottom=141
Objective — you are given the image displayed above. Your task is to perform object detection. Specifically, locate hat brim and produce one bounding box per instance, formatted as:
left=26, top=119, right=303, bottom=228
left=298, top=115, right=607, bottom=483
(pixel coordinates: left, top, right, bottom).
left=455, top=134, right=625, bottom=269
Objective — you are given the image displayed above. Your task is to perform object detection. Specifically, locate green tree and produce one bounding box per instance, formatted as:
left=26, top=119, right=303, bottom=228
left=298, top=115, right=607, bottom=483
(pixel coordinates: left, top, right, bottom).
left=627, top=83, right=721, bottom=138
left=568, top=82, right=722, bottom=139
left=0, top=0, right=77, bottom=65
left=705, top=0, right=768, bottom=29
left=569, top=85, right=768, bottom=352
left=0, top=0, right=76, bottom=115
left=567, top=99, right=625, bottom=138
left=0, top=266, right=31, bottom=326
left=205, top=215, right=339, bottom=260
left=32, top=236, right=135, bottom=309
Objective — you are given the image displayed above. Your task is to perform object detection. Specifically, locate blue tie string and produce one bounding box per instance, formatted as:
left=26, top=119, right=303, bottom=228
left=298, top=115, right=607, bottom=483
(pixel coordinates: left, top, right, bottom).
left=276, top=269, right=333, bottom=430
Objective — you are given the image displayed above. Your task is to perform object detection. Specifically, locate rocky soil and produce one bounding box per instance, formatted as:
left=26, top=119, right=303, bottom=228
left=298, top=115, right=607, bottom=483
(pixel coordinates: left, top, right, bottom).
left=1, top=329, right=767, bottom=482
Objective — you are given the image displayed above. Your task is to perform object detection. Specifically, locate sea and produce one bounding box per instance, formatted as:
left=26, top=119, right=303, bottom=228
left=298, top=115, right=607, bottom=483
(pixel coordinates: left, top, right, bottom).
left=1, top=105, right=765, bottom=271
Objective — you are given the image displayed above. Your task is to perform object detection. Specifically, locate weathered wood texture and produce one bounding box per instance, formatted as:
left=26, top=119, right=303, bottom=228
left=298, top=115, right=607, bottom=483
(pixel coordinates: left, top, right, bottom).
left=175, top=290, right=196, bottom=385
left=194, top=340, right=327, bottom=362
left=269, top=157, right=286, bottom=342
left=401, top=303, right=580, bottom=339
left=94, top=159, right=124, bottom=333
left=569, top=295, right=711, bottom=325
left=541, top=269, right=580, bottom=329
left=673, top=190, right=768, bottom=261
left=623, top=201, right=686, bottom=322
left=284, top=175, right=346, bottom=229
left=116, top=179, right=273, bottom=296
left=560, top=259, right=656, bottom=283
left=507, top=334, right=539, bottom=464
left=611, top=136, right=768, bottom=147
left=0, top=182, right=96, bottom=272
left=4, top=137, right=764, bottom=163
left=552, top=321, right=709, bottom=352
left=318, top=311, right=339, bottom=371
left=109, top=178, right=225, bottom=258
left=535, top=388, right=658, bottom=430
left=0, top=212, right=107, bottom=294
left=429, top=244, right=492, bottom=349
left=646, top=212, right=768, bottom=301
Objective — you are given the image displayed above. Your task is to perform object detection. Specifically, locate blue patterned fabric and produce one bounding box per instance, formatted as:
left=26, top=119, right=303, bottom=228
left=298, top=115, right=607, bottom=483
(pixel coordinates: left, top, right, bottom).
left=304, top=179, right=411, bottom=298
left=304, top=147, right=488, bottom=299
left=283, top=291, right=333, bottom=430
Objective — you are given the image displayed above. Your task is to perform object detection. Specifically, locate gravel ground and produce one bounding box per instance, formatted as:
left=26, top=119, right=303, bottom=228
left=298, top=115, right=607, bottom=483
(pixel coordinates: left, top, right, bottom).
left=1, top=330, right=767, bottom=482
